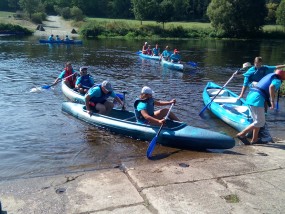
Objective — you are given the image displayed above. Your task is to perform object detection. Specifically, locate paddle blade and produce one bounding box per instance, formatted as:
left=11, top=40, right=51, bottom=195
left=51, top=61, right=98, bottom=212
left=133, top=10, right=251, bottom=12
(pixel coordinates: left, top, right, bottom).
left=187, top=61, right=197, bottom=67
left=146, top=135, right=158, bottom=158
left=41, top=85, right=51, bottom=89
left=136, top=51, right=141, bottom=55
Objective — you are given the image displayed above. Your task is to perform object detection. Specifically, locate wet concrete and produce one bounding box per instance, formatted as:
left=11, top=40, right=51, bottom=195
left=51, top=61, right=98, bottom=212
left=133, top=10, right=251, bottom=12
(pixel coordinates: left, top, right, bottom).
left=1, top=141, right=284, bottom=213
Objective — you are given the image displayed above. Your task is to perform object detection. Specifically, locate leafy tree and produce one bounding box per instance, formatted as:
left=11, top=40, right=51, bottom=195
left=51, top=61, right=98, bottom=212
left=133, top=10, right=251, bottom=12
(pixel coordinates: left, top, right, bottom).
left=266, top=3, right=279, bottom=24
left=108, top=0, right=132, bottom=18
left=131, top=0, right=156, bottom=24
left=207, top=0, right=267, bottom=38
left=172, top=0, right=189, bottom=21
left=70, top=6, right=84, bottom=21
left=276, top=0, right=285, bottom=26
left=155, top=0, right=174, bottom=29
left=19, top=0, right=40, bottom=19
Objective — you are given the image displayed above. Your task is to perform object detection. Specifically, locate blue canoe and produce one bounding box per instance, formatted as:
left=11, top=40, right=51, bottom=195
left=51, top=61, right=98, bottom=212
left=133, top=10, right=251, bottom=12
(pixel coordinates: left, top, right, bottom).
left=161, top=58, right=184, bottom=71
left=62, top=102, right=235, bottom=150
left=39, top=39, right=83, bottom=44
left=138, top=51, right=160, bottom=61
left=202, top=82, right=252, bottom=132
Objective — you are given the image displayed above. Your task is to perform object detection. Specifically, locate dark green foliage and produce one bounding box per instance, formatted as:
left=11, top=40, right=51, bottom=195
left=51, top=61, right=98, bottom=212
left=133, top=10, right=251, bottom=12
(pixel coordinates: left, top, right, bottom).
left=276, top=0, right=285, bottom=26
left=31, top=12, right=46, bottom=24
left=0, top=23, right=33, bottom=35
left=207, top=0, right=267, bottom=38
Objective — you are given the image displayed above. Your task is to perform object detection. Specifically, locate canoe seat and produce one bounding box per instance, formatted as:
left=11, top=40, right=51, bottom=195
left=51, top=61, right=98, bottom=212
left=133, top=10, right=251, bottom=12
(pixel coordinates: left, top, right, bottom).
left=222, top=104, right=250, bottom=118
left=213, top=97, right=242, bottom=105
left=207, top=89, right=229, bottom=97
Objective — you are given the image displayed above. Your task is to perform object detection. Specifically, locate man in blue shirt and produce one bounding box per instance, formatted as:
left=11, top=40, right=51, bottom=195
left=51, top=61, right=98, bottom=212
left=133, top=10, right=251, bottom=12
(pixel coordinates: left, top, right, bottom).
left=85, top=81, right=124, bottom=115
left=75, top=66, right=95, bottom=94
left=238, top=56, right=285, bottom=99
left=236, top=69, right=285, bottom=145
left=160, top=46, right=172, bottom=61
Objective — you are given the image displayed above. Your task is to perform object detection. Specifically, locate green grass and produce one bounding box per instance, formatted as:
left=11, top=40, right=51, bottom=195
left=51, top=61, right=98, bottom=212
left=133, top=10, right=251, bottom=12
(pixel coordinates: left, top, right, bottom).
left=86, top=17, right=212, bottom=30
left=263, top=24, right=285, bottom=32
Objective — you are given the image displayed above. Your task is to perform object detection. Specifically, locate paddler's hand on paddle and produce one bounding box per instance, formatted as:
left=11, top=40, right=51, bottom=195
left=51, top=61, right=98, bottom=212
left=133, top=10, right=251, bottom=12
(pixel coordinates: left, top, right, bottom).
left=87, top=110, right=92, bottom=116
left=158, top=118, right=166, bottom=125
left=170, top=99, right=176, bottom=105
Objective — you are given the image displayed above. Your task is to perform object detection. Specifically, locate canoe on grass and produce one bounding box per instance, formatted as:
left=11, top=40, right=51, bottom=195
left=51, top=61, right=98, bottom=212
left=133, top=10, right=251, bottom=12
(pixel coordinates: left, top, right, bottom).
left=202, top=81, right=273, bottom=143
left=62, top=102, right=235, bottom=150
left=161, top=58, right=184, bottom=71
left=138, top=51, right=160, bottom=61
left=39, top=39, right=83, bottom=44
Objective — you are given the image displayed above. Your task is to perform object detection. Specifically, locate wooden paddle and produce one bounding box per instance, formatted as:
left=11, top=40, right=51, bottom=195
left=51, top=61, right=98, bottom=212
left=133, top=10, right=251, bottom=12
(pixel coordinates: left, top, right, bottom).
left=146, top=103, right=174, bottom=159
left=199, top=69, right=240, bottom=117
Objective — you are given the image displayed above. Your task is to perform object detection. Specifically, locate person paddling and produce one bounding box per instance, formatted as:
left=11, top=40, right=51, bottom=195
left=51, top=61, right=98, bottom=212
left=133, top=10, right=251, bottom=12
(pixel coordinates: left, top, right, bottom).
left=53, top=62, right=78, bottom=88
left=75, top=66, right=95, bottom=94
left=134, top=86, right=180, bottom=125
left=170, top=49, right=181, bottom=63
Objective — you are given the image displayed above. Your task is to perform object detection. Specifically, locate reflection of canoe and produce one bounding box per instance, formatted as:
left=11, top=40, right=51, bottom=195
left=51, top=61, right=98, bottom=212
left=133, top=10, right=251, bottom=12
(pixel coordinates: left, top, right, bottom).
left=138, top=51, right=160, bottom=60
left=39, top=39, right=83, bottom=44
left=161, top=58, right=183, bottom=71
left=62, top=101, right=235, bottom=150
left=202, top=81, right=252, bottom=132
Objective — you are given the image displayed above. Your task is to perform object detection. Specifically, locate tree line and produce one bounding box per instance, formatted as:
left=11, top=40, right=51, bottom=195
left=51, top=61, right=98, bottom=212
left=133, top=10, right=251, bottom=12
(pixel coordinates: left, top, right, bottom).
left=1, top=0, right=285, bottom=38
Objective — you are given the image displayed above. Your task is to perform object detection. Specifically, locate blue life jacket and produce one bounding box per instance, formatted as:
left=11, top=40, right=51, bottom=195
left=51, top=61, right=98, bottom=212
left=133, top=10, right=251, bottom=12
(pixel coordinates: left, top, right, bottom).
left=250, top=73, right=279, bottom=107
left=90, top=84, right=112, bottom=104
left=134, top=98, right=154, bottom=123
left=80, top=74, right=93, bottom=89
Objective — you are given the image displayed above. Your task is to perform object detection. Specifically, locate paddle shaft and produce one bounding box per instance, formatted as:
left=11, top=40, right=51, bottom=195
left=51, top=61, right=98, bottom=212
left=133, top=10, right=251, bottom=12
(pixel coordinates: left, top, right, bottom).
left=146, top=103, right=174, bottom=158
left=276, top=89, right=280, bottom=110
left=156, top=103, right=174, bottom=136
left=199, top=69, right=240, bottom=116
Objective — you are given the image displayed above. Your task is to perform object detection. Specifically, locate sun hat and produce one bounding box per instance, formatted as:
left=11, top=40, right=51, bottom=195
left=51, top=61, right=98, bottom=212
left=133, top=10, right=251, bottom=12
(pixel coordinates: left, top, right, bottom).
left=275, top=69, right=285, bottom=80
left=174, top=49, right=179, bottom=53
left=141, top=86, right=154, bottom=95
left=243, top=62, right=251, bottom=69
left=102, top=81, right=113, bottom=92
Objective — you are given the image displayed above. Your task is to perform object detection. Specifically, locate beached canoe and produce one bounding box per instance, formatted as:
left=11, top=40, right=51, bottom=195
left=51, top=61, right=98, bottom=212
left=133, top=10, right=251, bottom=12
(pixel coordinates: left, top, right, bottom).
left=138, top=51, right=160, bottom=61
left=62, top=101, right=235, bottom=150
left=202, top=82, right=273, bottom=143
left=161, top=58, right=184, bottom=71
left=39, top=39, right=83, bottom=44
left=202, top=82, right=252, bottom=132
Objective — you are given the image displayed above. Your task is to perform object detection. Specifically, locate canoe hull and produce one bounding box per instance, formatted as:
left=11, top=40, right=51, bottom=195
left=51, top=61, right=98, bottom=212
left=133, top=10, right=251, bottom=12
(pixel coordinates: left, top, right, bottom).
left=39, top=39, right=83, bottom=44
left=138, top=52, right=160, bottom=61
left=161, top=58, right=183, bottom=71
left=202, top=82, right=252, bottom=132
left=62, top=102, right=235, bottom=150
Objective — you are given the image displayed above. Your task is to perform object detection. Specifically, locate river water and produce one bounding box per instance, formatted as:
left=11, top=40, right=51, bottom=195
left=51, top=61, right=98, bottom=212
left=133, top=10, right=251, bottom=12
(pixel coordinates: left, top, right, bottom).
left=1, top=36, right=285, bottom=180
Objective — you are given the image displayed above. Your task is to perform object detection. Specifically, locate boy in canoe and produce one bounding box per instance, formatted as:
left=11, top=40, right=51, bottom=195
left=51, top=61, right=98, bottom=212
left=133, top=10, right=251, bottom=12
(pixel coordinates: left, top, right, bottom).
left=75, top=66, right=95, bottom=94
left=170, top=49, right=181, bottom=63
left=134, top=86, right=180, bottom=126
left=152, top=44, right=160, bottom=56
left=52, top=62, right=78, bottom=88
left=160, top=46, right=172, bottom=61
left=85, top=81, right=124, bottom=115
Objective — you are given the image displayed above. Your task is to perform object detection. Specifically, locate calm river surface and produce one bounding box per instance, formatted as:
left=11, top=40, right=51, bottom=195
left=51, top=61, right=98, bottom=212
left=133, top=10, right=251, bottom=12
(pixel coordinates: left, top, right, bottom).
left=1, top=36, right=285, bottom=180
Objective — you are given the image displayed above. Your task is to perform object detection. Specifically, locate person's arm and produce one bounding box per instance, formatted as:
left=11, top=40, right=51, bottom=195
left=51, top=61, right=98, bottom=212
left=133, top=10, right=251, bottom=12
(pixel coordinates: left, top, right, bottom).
left=141, top=110, right=164, bottom=126
left=269, top=84, right=276, bottom=109
left=85, top=94, right=92, bottom=115
left=114, top=96, right=124, bottom=106
left=155, top=99, right=176, bottom=106
left=276, top=64, right=285, bottom=69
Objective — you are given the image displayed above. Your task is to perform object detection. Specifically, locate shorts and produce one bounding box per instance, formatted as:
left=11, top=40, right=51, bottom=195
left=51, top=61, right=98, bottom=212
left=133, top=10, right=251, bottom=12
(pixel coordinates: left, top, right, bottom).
left=250, top=105, right=265, bottom=127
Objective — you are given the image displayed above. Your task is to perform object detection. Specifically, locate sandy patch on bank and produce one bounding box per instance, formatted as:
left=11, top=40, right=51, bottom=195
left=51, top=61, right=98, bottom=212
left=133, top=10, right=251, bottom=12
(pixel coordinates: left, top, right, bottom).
left=34, top=15, right=80, bottom=38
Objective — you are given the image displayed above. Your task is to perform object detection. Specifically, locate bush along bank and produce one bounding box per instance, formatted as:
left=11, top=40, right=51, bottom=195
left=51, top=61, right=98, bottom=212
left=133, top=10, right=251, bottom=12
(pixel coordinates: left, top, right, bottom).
left=0, top=23, right=33, bottom=35
left=79, top=20, right=285, bottom=40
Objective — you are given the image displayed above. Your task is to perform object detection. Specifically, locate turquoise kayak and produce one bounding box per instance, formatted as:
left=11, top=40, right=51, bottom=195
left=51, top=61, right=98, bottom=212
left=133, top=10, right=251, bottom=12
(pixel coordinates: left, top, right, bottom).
left=39, top=39, right=83, bottom=44
left=62, top=102, right=235, bottom=150
left=202, top=82, right=252, bottom=132
left=61, top=81, right=85, bottom=104
left=138, top=51, right=160, bottom=61
left=161, top=58, right=183, bottom=71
